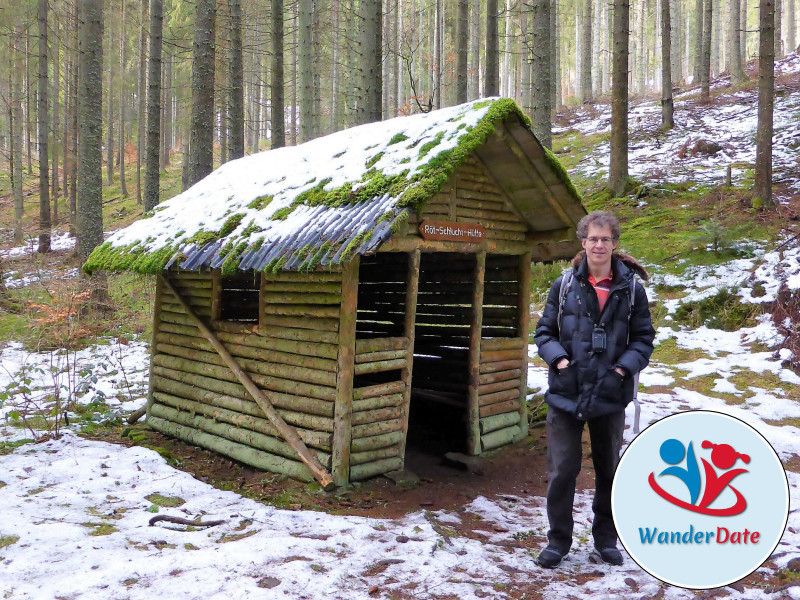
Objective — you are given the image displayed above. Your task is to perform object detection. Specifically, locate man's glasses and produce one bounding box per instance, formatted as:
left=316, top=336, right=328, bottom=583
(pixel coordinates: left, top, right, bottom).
left=585, top=237, right=614, bottom=245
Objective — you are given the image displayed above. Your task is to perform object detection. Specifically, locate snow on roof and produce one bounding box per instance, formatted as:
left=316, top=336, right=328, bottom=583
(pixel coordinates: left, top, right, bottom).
left=83, top=98, right=581, bottom=275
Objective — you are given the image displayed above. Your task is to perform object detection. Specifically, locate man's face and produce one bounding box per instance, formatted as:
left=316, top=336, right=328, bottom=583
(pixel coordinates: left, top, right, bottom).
left=581, top=224, right=618, bottom=272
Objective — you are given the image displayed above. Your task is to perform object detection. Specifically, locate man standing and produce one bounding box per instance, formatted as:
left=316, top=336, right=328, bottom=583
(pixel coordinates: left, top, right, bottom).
left=534, top=211, right=655, bottom=568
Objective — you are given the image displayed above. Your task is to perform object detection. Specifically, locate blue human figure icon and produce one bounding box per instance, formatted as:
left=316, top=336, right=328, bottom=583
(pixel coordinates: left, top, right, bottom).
left=658, top=438, right=701, bottom=505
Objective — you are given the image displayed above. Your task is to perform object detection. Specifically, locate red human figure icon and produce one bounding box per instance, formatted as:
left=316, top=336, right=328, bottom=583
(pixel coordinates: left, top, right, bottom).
left=698, top=441, right=750, bottom=513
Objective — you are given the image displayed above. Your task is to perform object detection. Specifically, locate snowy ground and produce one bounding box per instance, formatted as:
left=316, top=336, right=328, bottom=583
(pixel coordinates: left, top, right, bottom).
left=555, top=52, right=800, bottom=200
left=2, top=238, right=800, bottom=599
left=2, top=57, right=800, bottom=600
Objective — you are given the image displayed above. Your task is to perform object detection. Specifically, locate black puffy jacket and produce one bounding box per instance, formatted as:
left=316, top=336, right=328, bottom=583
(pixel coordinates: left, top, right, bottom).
left=534, top=253, right=656, bottom=420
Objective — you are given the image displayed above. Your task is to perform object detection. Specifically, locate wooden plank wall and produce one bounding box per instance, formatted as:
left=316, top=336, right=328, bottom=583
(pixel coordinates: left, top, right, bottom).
left=350, top=253, right=410, bottom=480
left=408, top=155, right=527, bottom=244
left=477, top=255, right=526, bottom=452
left=148, top=270, right=342, bottom=481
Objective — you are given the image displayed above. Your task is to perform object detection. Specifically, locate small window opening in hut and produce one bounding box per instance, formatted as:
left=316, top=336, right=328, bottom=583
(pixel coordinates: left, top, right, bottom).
left=219, top=272, right=260, bottom=323
left=407, top=252, right=474, bottom=453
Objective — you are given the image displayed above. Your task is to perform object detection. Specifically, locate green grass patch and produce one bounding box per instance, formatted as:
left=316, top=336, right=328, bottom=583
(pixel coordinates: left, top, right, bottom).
left=0, top=440, right=34, bottom=455
left=651, top=338, right=708, bottom=364
left=82, top=522, right=119, bottom=536
left=145, top=493, right=185, bottom=508
left=672, top=289, right=760, bottom=331
left=0, top=534, right=20, bottom=549
left=217, top=529, right=258, bottom=543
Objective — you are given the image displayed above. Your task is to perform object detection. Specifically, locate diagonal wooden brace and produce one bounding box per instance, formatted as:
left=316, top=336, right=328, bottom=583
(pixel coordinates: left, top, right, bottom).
left=161, top=275, right=336, bottom=491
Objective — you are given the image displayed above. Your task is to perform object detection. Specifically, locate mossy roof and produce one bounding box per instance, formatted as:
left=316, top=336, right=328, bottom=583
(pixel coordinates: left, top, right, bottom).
left=83, top=98, right=584, bottom=276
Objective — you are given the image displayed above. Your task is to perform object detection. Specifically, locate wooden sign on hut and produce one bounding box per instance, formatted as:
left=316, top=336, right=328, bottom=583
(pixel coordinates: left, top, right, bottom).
left=85, top=98, right=586, bottom=489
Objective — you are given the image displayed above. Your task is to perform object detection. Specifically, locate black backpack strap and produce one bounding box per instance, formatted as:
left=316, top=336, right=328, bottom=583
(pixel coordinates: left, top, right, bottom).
left=557, top=270, right=573, bottom=332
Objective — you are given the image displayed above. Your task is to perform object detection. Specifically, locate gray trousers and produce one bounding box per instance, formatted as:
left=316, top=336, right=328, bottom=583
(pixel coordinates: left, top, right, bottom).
left=545, top=405, right=625, bottom=554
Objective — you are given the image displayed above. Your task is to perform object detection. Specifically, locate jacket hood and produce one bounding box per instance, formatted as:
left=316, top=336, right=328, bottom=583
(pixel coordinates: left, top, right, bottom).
left=571, top=250, right=649, bottom=281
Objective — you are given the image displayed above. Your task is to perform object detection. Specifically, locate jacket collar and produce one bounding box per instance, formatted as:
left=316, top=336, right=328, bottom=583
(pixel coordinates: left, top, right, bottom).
left=575, top=254, right=632, bottom=290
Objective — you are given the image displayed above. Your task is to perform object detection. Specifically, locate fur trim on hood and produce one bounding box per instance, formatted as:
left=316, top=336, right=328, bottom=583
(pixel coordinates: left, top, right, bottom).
left=571, top=250, right=649, bottom=281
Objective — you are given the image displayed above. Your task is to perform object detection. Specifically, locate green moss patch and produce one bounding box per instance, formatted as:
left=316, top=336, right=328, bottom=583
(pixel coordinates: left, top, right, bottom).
left=0, top=534, right=20, bottom=549
left=145, top=493, right=186, bottom=508
left=673, top=289, right=760, bottom=331
left=247, top=195, right=274, bottom=210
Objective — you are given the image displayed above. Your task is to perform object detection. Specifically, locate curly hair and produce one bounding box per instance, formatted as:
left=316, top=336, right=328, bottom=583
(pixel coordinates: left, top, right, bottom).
left=576, top=210, right=620, bottom=241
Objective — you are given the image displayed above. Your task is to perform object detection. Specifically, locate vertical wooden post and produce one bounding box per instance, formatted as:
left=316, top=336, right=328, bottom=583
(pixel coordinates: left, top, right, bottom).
left=210, top=268, right=222, bottom=320
left=398, top=249, right=421, bottom=466
left=146, top=274, right=165, bottom=418
left=467, top=250, right=486, bottom=455
left=516, top=251, right=533, bottom=441
left=449, top=182, right=457, bottom=221
left=332, top=257, right=359, bottom=486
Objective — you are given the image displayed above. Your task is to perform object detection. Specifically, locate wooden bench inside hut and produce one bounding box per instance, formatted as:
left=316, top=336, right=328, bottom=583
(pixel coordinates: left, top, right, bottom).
left=84, top=98, right=587, bottom=488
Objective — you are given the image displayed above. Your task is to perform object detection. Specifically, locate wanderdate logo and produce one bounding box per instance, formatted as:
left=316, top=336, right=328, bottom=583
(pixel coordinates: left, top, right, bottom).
left=612, top=411, right=789, bottom=589
left=648, top=438, right=750, bottom=516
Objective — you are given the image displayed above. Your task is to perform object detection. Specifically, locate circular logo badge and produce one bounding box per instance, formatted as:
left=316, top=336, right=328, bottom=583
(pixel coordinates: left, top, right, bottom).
left=612, top=410, right=789, bottom=589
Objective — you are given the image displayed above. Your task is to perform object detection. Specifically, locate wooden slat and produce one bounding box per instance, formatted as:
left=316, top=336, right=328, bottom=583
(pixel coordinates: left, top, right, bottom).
left=478, top=368, right=522, bottom=385
left=355, top=336, right=409, bottom=354
left=354, top=349, right=407, bottom=364
left=262, top=314, right=339, bottom=333
left=353, top=381, right=406, bottom=400
left=480, top=348, right=524, bottom=363
left=479, top=359, right=525, bottom=374
left=352, top=393, right=405, bottom=412
left=479, top=399, right=521, bottom=418
left=353, top=358, right=407, bottom=375
left=479, top=388, right=522, bottom=406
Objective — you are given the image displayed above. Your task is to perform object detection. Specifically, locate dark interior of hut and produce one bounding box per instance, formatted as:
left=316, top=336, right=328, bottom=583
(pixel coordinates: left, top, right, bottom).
left=355, top=252, right=521, bottom=460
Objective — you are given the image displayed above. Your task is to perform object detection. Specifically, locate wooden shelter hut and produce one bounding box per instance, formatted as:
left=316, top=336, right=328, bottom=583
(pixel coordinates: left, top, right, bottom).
left=85, top=98, right=586, bottom=489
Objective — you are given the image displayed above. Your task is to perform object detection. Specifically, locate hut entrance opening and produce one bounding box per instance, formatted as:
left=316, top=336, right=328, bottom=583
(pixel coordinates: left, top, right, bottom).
left=408, top=252, right=474, bottom=454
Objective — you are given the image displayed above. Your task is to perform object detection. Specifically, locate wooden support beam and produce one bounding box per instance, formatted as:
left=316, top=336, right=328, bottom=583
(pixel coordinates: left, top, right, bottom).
left=398, top=248, right=420, bottom=467
left=467, top=251, right=486, bottom=455
left=159, top=276, right=336, bottom=491
left=332, top=257, right=359, bottom=486
left=516, top=252, right=533, bottom=441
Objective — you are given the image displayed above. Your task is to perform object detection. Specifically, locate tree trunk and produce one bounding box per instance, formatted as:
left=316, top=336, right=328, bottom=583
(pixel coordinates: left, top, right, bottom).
left=12, top=27, right=24, bottom=244
left=671, top=0, right=682, bottom=84
left=701, top=0, right=713, bottom=100
left=106, top=22, right=114, bottom=187
left=469, top=0, right=481, bottom=99
left=457, top=0, right=469, bottom=104
left=434, top=0, right=442, bottom=108
left=788, top=0, right=796, bottom=52
left=51, top=16, right=60, bottom=222
left=609, top=0, right=630, bottom=197
left=162, top=53, right=173, bottom=168
left=694, top=0, right=704, bottom=81
left=356, top=0, right=382, bottom=124
left=119, top=0, right=128, bottom=198
left=581, top=0, right=593, bottom=102
left=661, top=0, right=675, bottom=129
left=754, top=0, right=775, bottom=207
left=553, top=0, right=562, bottom=109
left=593, top=0, right=603, bottom=94
left=144, top=0, right=163, bottom=213
left=298, top=0, right=313, bottom=141
left=69, top=10, right=79, bottom=236
left=742, top=0, right=749, bottom=62
left=730, top=0, right=748, bottom=83
left=38, top=0, right=51, bottom=253
left=188, top=0, right=216, bottom=186
left=136, top=0, right=148, bottom=204
left=271, top=0, right=285, bottom=148
left=229, top=0, right=244, bottom=158
left=290, top=1, right=297, bottom=144
left=77, top=0, right=105, bottom=263
left=775, top=0, right=783, bottom=57
left=530, top=0, right=551, bottom=149
left=485, top=0, right=499, bottom=96
left=520, top=6, right=531, bottom=113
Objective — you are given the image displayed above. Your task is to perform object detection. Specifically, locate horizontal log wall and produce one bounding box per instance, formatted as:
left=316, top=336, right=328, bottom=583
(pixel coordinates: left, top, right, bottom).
left=477, top=335, right=525, bottom=450
left=482, top=254, right=520, bottom=338
left=149, top=270, right=342, bottom=480
left=407, top=156, right=527, bottom=245
left=350, top=254, right=410, bottom=480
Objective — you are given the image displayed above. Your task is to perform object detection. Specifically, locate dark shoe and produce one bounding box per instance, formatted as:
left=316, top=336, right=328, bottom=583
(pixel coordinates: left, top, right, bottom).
left=537, top=546, right=564, bottom=569
left=593, top=546, right=623, bottom=566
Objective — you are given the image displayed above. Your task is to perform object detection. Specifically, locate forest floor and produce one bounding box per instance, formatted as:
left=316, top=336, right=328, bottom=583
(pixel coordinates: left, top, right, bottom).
left=0, top=55, right=800, bottom=600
